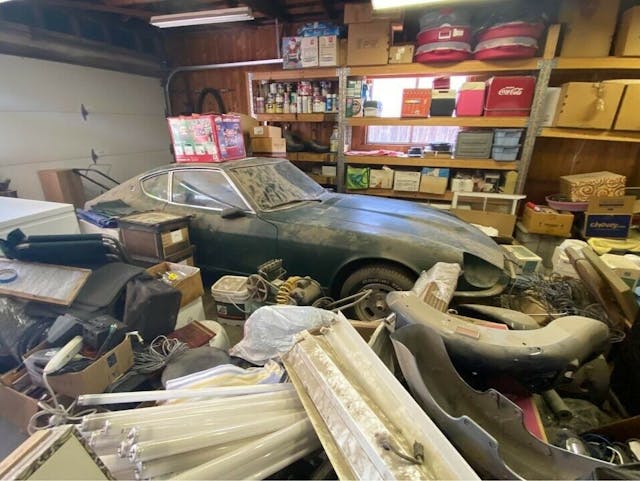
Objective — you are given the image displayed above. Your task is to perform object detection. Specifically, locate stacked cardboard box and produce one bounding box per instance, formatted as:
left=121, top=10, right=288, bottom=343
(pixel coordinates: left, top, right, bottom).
left=250, top=125, right=286, bottom=155
left=344, top=3, right=396, bottom=67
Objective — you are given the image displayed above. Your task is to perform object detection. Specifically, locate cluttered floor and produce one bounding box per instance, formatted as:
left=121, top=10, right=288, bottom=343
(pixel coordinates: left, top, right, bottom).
left=1, top=223, right=640, bottom=480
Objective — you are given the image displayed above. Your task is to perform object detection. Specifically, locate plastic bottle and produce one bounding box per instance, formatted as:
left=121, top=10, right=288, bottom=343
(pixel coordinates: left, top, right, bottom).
left=330, top=125, right=339, bottom=153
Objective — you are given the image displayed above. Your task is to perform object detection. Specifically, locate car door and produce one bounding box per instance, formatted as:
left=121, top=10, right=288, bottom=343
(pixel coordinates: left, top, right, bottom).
left=167, top=168, right=277, bottom=277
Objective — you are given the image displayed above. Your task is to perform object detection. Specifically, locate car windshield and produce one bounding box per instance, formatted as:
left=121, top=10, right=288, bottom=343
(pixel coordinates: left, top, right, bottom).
left=230, top=161, right=325, bottom=211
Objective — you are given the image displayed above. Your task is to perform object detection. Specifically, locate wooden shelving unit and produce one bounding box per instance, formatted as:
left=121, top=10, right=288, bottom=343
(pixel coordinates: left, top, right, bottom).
left=349, top=58, right=542, bottom=77
left=554, top=57, right=640, bottom=70
left=347, top=116, right=528, bottom=128
left=345, top=155, right=518, bottom=170
left=348, top=188, right=454, bottom=202
left=289, top=152, right=336, bottom=163
left=251, top=67, right=338, bottom=81
left=255, top=113, right=338, bottom=123
left=308, top=173, right=336, bottom=185
left=538, top=127, right=640, bottom=143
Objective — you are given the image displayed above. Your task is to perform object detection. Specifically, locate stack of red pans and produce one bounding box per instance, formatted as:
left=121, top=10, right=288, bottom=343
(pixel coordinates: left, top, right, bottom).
left=474, top=21, right=545, bottom=60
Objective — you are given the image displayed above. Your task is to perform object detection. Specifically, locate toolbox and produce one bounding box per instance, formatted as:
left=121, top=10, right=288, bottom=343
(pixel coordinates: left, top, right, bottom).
left=119, top=212, right=191, bottom=261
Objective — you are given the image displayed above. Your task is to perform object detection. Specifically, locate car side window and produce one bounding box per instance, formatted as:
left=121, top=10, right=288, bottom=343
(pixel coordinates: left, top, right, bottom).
left=172, top=170, right=247, bottom=210
left=141, top=173, right=168, bottom=201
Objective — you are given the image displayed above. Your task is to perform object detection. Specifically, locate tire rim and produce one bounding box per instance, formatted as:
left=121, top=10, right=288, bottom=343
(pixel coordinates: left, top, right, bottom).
left=354, top=282, right=394, bottom=322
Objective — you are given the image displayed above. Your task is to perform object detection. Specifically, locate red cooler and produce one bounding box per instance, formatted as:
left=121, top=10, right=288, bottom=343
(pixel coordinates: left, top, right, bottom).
left=484, top=76, right=536, bottom=117
left=456, top=82, right=486, bottom=116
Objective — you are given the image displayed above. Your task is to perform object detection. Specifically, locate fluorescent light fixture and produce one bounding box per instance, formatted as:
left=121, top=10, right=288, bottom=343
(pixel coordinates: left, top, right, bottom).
left=372, top=0, right=502, bottom=9
left=150, top=7, right=253, bottom=28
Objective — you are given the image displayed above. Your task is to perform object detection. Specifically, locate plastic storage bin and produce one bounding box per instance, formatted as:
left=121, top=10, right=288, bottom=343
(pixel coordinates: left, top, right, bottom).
left=493, top=129, right=524, bottom=147
left=211, top=275, right=250, bottom=321
left=492, top=146, right=520, bottom=161
left=455, top=131, right=494, bottom=158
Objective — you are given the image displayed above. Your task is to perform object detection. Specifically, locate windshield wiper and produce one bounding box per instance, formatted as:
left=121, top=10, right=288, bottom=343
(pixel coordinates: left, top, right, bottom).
left=269, top=199, right=322, bottom=209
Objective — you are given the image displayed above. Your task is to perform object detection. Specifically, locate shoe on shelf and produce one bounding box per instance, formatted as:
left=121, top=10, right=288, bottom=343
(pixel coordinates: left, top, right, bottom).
left=284, top=130, right=306, bottom=152
left=305, top=139, right=330, bottom=153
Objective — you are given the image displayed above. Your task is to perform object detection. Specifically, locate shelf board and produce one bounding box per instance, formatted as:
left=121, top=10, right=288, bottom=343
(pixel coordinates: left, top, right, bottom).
left=347, top=117, right=528, bottom=128
left=539, top=127, right=640, bottom=143
left=251, top=67, right=338, bottom=81
left=255, top=113, right=338, bottom=123
left=349, top=58, right=542, bottom=77
left=345, top=155, right=518, bottom=170
left=348, top=188, right=454, bottom=202
left=554, top=57, right=640, bottom=70
left=289, top=152, right=336, bottom=163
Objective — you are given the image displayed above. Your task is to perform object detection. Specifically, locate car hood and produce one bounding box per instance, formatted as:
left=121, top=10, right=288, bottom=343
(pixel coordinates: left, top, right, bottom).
left=262, top=193, right=505, bottom=270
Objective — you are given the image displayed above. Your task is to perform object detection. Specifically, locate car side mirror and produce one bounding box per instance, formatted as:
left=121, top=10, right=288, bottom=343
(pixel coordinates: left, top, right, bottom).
left=221, top=207, right=246, bottom=219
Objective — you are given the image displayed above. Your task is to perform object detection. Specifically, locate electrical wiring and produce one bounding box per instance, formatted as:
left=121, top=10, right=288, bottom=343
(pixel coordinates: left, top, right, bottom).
left=133, top=336, right=189, bottom=374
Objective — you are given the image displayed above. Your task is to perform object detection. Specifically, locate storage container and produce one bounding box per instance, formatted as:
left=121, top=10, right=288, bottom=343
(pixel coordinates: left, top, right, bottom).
left=455, top=131, right=494, bottom=158
left=456, top=82, right=485, bottom=116
left=493, top=128, right=524, bottom=147
left=430, top=89, right=456, bottom=116
left=211, top=276, right=250, bottom=321
left=554, top=82, right=625, bottom=130
left=414, top=42, right=471, bottom=63
left=130, top=245, right=196, bottom=268
left=401, top=88, right=432, bottom=117
left=119, top=212, right=191, bottom=260
left=492, top=146, right=520, bottom=161
left=502, top=245, right=542, bottom=274
left=484, top=75, right=536, bottom=116
left=476, top=22, right=545, bottom=42
left=474, top=37, right=538, bottom=60
left=417, top=25, right=472, bottom=45
left=168, top=114, right=245, bottom=163
left=419, top=8, right=471, bottom=29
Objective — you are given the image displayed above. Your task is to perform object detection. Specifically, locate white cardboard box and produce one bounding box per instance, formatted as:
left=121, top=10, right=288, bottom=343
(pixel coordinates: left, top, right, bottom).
left=601, top=253, right=640, bottom=290
left=321, top=165, right=337, bottom=177
left=301, top=37, right=319, bottom=68
left=319, top=35, right=339, bottom=67
left=370, top=168, right=394, bottom=189
left=393, top=171, right=421, bottom=192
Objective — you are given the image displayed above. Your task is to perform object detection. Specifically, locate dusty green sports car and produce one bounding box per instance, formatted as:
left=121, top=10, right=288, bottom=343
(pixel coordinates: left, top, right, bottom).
left=90, top=157, right=507, bottom=321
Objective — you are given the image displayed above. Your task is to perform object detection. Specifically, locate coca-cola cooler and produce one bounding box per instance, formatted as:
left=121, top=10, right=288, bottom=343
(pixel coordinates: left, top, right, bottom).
left=484, top=76, right=536, bottom=116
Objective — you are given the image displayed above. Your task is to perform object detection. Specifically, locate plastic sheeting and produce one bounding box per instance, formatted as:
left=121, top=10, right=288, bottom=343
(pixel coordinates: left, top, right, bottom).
left=229, top=306, right=336, bottom=365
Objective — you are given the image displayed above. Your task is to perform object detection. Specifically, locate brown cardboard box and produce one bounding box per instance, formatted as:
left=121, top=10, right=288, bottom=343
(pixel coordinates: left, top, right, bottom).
left=553, top=82, right=625, bottom=130
left=147, top=261, right=204, bottom=307
left=319, top=35, right=340, bottom=67
left=369, top=168, right=394, bottom=189
left=560, top=171, right=626, bottom=202
left=451, top=209, right=516, bottom=237
left=0, top=369, right=42, bottom=433
left=251, top=137, right=286, bottom=153
left=559, top=0, right=620, bottom=57
left=343, top=3, right=402, bottom=23
left=606, top=80, right=640, bottom=131
left=47, top=338, right=134, bottom=398
left=347, top=22, right=390, bottom=66
left=38, top=169, right=86, bottom=208
left=250, top=126, right=282, bottom=138
left=615, top=6, right=640, bottom=56
left=521, top=205, right=574, bottom=237
left=389, top=45, right=415, bottom=64
left=419, top=175, right=448, bottom=195
left=583, top=196, right=635, bottom=238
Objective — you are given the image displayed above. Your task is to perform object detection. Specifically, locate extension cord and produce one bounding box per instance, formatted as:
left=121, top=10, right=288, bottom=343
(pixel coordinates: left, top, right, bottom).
left=43, top=336, right=83, bottom=374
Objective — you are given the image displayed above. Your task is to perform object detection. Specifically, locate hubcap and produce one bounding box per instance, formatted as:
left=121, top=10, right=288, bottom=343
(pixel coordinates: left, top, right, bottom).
left=354, top=282, right=394, bottom=322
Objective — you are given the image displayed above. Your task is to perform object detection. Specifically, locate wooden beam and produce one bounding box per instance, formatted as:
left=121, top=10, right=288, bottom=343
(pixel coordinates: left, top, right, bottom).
left=242, top=0, right=290, bottom=21
left=35, top=0, right=152, bottom=18
left=104, top=0, right=168, bottom=5
left=321, top=0, right=336, bottom=19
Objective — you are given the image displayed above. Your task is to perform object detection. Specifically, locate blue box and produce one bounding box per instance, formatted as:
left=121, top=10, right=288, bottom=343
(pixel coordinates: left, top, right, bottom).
left=582, top=196, right=635, bottom=239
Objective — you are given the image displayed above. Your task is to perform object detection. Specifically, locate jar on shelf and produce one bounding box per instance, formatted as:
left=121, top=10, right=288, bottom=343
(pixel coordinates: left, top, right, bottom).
left=255, top=97, right=265, bottom=114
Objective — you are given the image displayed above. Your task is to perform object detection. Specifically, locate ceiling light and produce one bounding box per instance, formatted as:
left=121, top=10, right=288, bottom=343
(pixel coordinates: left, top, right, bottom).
left=372, top=0, right=500, bottom=9
left=150, top=7, right=253, bottom=28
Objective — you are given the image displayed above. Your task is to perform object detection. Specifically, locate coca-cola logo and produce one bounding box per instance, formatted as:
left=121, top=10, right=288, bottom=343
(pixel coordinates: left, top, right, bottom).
left=498, top=87, right=524, bottom=96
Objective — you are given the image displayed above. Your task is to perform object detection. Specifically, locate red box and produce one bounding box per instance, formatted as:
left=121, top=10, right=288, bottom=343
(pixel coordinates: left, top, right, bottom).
left=168, top=114, right=246, bottom=163
left=402, top=88, right=432, bottom=117
left=456, top=82, right=485, bottom=116
left=484, top=76, right=536, bottom=117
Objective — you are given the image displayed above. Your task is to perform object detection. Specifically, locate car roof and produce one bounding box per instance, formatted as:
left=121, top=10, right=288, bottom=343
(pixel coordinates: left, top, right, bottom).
left=145, top=157, right=287, bottom=176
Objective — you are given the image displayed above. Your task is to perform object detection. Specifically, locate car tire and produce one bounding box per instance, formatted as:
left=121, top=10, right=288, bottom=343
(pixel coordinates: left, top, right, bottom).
left=339, top=264, right=416, bottom=322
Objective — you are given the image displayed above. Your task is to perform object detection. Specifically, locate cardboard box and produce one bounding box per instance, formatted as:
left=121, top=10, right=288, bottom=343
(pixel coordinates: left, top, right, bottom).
left=393, top=171, right=421, bottom=192
left=319, top=35, right=340, bottom=67
left=369, top=167, right=394, bottom=189
left=601, top=254, right=640, bottom=290
left=583, top=196, right=635, bottom=238
left=607, top=81, right=640, bottom=131
left=321, top=165, right=337, bottom=177
left=38, top=169, right=86, bottom=208
left=47, top=338, right=133, bottom=398
left=402, top=88, right=432, bottom=117
left=615, top=6, right=640, bottom=56
left=147, top=261, right=204, bottom=308
left=0, top=368, right=42, bottom=433
left=521, top=205, right=574, bottom=237
left=502, top=245, right=542, bottom=274
left=282, top=36, right=318, bottom=69
left=452, top=209, right=516, bottom=237
left=301, top=36, right=319, bottom=68
left=251, top=137, right=286, bottom=153
left=419, top=168, right=449, bottom=195
left=389, top=45, right=415, bottom=64
left=250, top=126, right=282, bottom=138
left=559, top=0, right=620, bottom=57
left=540, top=87, right=562, bottom=127
left=554, top=82, right=625, bottom=130
left=343, top=3, right=403, bottom=23
left=560, top=171, right=626, bottom=202
left=168, top=114, right=245, bottom=163
left=515, top=222, right=566, bottom=268
left=347, top=22, right=390, bottom=66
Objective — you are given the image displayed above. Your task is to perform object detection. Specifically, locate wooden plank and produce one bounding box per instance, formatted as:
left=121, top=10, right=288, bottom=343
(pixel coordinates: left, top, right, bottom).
left=582, top=248, right=638, bottom=323
left=555, top=57, right=640, bottom=70
left=539, top=127, right=640, bottom=143
left=295, top=152, right=335, bottom=162
left=543, top=24, right=561, bottom=60
left=345, top=155, right=518, bottom=170
left=348, top=188, right=454, bottom=202
left=348, top=117, right=528, bottom=128
left=255, top=113, right=338, bottom=123
left=348, top=58, right=542, bottom=77
left=250, top=67, right=338, bottom=81
left=0, top=259, right=91, bottom=306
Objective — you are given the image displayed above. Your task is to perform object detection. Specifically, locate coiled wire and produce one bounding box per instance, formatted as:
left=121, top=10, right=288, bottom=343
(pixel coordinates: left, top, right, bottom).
left=133, top=336, right=189, bottom=374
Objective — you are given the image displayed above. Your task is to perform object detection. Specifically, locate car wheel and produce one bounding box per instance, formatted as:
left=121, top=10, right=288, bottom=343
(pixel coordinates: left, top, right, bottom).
left=340, top=265, right=416, bottom=322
